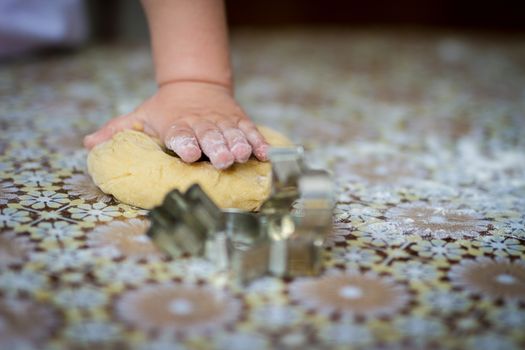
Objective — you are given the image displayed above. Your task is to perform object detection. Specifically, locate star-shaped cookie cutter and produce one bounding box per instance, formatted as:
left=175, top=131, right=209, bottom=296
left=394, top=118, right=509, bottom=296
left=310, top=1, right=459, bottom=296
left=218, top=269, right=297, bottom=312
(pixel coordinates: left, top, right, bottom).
left=147, top=147, right=334, bottom=285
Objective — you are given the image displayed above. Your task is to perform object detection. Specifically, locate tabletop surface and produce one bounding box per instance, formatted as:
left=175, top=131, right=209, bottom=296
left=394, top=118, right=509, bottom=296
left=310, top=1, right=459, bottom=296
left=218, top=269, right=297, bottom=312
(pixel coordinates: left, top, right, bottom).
left=1, top=29, right=525, bottom=350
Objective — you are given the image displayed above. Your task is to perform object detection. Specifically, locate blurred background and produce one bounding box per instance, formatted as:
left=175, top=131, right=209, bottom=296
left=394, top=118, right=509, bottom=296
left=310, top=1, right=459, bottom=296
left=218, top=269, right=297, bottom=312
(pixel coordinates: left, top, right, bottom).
left=93, top=0, right=525, bottom=43
left=1, top=2, right=525, bottom=349
left=1, top=0, right=524, bottom=58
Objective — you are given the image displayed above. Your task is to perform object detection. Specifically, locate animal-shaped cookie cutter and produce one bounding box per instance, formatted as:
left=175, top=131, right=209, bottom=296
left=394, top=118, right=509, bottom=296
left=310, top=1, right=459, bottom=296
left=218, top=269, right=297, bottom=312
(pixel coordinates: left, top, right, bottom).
left=147, top=147, right=334, bottom=285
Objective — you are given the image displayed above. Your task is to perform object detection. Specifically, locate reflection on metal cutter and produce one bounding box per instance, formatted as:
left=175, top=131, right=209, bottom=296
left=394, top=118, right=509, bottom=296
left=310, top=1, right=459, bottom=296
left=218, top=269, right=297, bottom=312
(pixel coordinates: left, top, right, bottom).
left=147, top=146, right=335, bottom=285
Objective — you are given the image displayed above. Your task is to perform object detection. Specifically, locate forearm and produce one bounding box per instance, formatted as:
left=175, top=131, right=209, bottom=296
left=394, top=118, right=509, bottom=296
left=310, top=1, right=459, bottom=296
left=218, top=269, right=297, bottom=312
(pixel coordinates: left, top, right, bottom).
left=85, top=0, right=269, bottom=168
left=141, top=0, right=233, bottom=90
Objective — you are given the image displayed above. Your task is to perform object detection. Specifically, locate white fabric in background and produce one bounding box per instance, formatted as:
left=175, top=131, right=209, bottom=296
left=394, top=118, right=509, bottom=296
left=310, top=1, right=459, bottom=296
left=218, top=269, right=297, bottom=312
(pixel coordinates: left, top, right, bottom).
left=0, top=0, right=88, bottom=57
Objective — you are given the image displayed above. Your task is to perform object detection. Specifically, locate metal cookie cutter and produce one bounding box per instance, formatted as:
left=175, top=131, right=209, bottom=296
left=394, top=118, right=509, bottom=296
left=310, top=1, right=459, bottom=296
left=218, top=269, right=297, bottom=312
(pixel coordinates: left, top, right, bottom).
left=147, top=146, right=334, bottom=285
left=147, top=184, right=224, bottom=258
left=206, top=209, right=270, bottom=285
left=263, top=149, right=334, bottom=278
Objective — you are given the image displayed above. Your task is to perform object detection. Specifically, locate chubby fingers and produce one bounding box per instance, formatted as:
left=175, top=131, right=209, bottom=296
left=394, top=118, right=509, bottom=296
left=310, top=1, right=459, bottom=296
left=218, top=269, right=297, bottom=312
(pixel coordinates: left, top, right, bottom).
left=218, top=121, right=252, bottom=163
left=193, top=121, right=234, bottom=170
left=164, top=122, right=202, bottom=163
left=237, top=120, right=270, bottom=161
left=163, top=119, right=269, bottom=170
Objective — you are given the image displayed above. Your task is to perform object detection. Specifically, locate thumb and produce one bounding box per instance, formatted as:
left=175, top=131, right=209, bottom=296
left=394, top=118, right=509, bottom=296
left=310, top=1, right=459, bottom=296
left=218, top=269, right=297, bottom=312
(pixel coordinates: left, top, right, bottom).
left=83, top=114, right=143, bottom=149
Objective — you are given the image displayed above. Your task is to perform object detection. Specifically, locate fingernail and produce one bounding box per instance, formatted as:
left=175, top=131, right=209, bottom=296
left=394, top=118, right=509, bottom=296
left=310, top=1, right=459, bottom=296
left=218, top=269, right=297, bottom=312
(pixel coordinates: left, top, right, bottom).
left=212, top=150, right=234, bottom=170
left=83, top=134, right=96, bottom=147
left=181, top=145, right=201, bottom=162
left=231, top=143, right=252, bottom=163
left=168, top=137, right=201, bottom=163
left=255, top=144, right=269, bottom=161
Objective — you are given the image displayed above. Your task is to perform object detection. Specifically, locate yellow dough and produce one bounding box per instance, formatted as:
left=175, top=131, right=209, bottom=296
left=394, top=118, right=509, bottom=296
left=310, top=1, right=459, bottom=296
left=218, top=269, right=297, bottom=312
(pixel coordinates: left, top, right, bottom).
left=87, top=126, right=293, bottom=210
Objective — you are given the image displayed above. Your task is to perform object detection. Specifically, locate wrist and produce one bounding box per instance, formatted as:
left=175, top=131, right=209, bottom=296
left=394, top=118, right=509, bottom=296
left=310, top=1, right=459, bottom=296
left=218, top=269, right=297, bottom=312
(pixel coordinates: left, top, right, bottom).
left=157, top=78, right=234, bottom=95
left=156, top=67, right=233, bottom=93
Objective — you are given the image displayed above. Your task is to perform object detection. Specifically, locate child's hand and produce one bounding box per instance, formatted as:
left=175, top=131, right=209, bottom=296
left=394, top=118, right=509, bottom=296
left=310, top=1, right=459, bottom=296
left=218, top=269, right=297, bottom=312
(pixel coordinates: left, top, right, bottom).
left=84, top=81, right=269, bottom=169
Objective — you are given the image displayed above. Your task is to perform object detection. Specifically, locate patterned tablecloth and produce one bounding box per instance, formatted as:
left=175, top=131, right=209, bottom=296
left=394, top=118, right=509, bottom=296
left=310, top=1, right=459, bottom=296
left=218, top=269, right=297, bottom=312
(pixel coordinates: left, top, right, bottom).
left=1, top=29, right=524, bottom=350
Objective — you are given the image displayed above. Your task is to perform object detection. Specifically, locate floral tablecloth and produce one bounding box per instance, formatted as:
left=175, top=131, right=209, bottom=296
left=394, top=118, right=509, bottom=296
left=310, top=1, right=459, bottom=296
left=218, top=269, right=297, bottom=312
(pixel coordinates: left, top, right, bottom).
left=1, top=29, right=524, bottom=350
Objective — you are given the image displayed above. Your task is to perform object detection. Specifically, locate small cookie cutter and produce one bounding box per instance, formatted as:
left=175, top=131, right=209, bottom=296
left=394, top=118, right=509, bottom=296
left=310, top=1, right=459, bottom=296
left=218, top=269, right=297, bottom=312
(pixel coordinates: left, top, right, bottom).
left=147, top=146, right=334, bottom=285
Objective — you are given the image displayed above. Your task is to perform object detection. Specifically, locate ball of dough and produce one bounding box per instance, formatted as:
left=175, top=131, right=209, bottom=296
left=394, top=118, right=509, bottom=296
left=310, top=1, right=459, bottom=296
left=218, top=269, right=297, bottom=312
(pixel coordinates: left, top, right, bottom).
left=87, top=126, right=293, bottom=210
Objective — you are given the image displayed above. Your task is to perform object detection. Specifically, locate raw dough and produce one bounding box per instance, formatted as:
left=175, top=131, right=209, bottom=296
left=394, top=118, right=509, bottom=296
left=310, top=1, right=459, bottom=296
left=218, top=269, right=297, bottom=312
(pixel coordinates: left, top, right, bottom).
left=87, top=126, right=293, bottom=210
